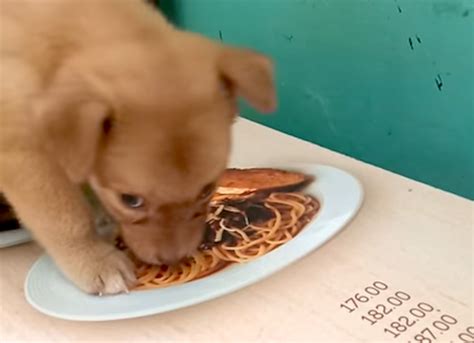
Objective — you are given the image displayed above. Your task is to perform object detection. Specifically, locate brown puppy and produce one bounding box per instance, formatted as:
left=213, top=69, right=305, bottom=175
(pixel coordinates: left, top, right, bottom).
left=0, top=0, right=275, bottom=294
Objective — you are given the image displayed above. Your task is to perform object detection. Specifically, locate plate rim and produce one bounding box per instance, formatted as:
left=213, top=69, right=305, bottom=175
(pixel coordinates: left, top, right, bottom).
left=0, top=227, right=32, bottom=248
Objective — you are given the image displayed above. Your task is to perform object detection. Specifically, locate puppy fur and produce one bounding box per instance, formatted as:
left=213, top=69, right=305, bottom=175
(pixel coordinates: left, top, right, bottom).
left=0, top=0, right=275, bottom=294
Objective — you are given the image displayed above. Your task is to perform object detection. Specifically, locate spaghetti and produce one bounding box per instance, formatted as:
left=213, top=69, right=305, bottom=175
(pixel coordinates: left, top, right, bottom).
left=118, top=191, right=320, bottom=290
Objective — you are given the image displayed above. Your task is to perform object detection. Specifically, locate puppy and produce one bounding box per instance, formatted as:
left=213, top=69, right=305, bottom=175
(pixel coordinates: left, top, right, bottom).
left=0, top=0, right=276, bottom=294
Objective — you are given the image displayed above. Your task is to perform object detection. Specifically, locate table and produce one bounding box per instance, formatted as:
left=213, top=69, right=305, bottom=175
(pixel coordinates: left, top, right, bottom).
left=1, top=119, right=472, bottom=342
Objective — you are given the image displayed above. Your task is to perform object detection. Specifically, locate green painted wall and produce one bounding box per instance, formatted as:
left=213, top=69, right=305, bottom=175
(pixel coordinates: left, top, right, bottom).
left=160, top=0, right=474, bottom=199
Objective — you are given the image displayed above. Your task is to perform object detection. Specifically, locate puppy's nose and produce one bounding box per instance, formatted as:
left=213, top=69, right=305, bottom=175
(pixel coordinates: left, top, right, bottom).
left=154, top=232, right=202, bottom=265
left=156, top=249, right=185, bottom=266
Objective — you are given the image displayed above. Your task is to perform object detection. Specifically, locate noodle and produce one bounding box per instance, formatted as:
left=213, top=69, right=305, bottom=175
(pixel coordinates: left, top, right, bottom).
left=118, top=192, right=320, bottom=290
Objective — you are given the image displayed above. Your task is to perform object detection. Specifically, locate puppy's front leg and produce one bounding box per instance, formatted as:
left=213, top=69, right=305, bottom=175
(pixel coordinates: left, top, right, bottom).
left=0, top=152, right=136, bottom=294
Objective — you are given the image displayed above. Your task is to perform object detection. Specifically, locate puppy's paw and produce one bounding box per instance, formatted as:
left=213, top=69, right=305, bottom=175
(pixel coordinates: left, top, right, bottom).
left=60, top=242, right=137, bottom=295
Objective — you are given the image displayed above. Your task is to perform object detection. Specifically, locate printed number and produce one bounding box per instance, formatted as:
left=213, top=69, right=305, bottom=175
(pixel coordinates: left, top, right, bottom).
left=399, top=316, right=416, bottom=327
left=410, top=308, right=426, bottom=318
left=390, top=321, right=407, bottom=332
left=365, top=286, right=380, bottom=296
left=433, top=320, right=450, bottom=331
left=355, top=293, right=369, bottom=302
left=361, top=315, right=377, bottom=325
left=458, top=326, right=474, bottom=342
left=417, top=302, right=433, bottom=312
left=340, top=281, right=389, bottom=314
left=340, top=298, right=358, bottom=313
left=387, top=297, right=403, bottom=306
left=376, top=304, right=393, bottom=315
left=394, top=291, right=411, bottom=300
left=421, top=328, right=436, bottom=339
left=414, top=334, right=432, bottom=343
left=368, top=309, right=384, bottom=320
left=373, top=281, right=388, bottom=290
left=384, top=328, right=400, bottom=339
left=440, top=314, right=457, bottom=324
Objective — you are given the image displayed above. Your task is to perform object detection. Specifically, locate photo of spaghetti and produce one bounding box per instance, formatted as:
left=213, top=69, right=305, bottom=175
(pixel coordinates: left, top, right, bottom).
left=116, top=168, right=320, bottom=291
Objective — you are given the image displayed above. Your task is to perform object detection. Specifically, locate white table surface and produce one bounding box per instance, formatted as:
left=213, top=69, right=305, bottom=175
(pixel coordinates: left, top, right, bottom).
left=0, top=118, right=472, bottom=342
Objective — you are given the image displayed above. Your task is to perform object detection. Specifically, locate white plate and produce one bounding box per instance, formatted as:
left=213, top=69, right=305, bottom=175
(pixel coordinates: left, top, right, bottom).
left=25, top=164, right=364, bottom=321
left=0, top=227, right=32, bottom=248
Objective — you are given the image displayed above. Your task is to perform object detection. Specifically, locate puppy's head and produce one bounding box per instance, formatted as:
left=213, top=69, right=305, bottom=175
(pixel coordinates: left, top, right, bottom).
left=35, top=32, right=276, bottom=265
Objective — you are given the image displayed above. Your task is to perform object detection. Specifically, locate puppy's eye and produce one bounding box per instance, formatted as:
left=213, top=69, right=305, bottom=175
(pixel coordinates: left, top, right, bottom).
left=219, top=77, right=232, bottom=98
left=198, top=182, right=216, bottom=200
left=120, top=194, right=145, bottom=209
left=102, top=117, right=114, bottom=134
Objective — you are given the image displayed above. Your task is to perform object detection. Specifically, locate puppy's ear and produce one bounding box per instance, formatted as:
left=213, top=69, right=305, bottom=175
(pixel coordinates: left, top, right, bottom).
left=218, top=47, right=276, bottom=113
left=34, top=77, right=111, bottom=183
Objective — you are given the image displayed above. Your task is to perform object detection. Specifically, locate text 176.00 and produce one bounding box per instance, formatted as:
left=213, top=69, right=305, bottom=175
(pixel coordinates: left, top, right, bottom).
left=340, top=281, right=389, bottom=313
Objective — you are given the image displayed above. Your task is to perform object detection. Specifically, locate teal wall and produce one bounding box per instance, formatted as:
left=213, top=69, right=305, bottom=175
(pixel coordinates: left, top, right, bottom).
left=161, top=0, right=474, bottom=199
